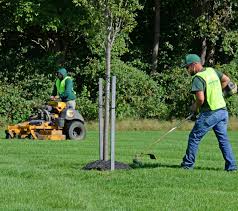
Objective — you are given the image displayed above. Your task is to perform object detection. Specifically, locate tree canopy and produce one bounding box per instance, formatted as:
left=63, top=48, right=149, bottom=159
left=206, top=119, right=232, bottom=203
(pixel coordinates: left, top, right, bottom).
left=0, top=0, right=238, bottom=123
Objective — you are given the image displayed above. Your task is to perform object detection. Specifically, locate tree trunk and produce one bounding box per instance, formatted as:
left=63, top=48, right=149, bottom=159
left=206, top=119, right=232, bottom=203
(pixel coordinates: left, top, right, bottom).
left=200, top=38, right=207, bottom=65
left=151, top=0, right=160, bottom=74
left=103, top=34, right=112, bottom=161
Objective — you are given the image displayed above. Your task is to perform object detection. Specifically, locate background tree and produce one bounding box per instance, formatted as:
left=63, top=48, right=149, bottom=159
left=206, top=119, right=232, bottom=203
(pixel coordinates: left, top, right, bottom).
left=151, top=0, right=161, bottom=74
left=196, top=0, right=236, bottom=65
left=0, top=0, right=238, bottom=125
left=74, top=0, right=142, bottom=160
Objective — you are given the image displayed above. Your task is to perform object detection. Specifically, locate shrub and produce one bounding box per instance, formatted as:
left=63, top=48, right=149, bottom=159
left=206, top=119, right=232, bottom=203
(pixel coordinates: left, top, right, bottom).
left=152, top=61, right=238, bottom=118
left=80, top=58, right=168, bottom=120
left=153, top=67, right=192, bottom=118
left=0, top=72, right=52, bottom=124
left=218, top=60, right=238, bottom=116
left=111, top=59, right=168, bottom=119
left=76, top=86, right=98, bottom=120
left=0, top=84, right=40, bottom=124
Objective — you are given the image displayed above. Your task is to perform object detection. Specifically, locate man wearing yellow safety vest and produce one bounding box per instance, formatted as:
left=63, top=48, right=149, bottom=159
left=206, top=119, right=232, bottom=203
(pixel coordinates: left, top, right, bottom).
left=181, top=54, right=237, bottom=171
left=50, top=67, right=76, bottom=109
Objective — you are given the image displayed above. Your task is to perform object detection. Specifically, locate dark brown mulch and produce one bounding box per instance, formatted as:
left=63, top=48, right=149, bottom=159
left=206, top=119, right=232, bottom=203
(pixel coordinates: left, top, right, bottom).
left=83, top=160, right=132, bottom=171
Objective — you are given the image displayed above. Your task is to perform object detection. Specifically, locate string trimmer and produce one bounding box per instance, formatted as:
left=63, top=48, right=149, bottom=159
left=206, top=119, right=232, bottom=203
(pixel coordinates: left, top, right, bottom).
left=132, top=113, right=194, bottom=165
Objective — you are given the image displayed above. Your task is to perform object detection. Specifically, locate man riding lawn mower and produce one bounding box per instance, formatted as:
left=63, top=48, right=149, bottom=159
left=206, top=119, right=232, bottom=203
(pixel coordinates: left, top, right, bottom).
left=5, top=100, right=86, bottom=141
left=5, top=67, right=86, bottom=141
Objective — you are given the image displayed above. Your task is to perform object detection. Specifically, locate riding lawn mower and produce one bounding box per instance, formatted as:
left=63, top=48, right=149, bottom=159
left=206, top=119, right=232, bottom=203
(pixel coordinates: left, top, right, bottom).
left=5, top=101, right=86, bottom=141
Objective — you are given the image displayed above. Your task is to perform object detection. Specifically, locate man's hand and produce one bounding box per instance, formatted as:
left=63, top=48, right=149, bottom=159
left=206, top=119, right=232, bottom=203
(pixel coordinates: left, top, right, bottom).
left=223, top=81, right=237, bottom=97
left=50, top=96, right=56, bottom=100
left=221, top=74, right=230, bottom=89
left=50, top=96, right=59, bottom=101
left=189, top=103, right=197, bottom=121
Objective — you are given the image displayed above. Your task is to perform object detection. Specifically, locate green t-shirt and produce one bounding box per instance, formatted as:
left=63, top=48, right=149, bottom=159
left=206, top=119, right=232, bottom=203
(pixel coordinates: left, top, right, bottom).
left=191, top=68, right=224, bottom=112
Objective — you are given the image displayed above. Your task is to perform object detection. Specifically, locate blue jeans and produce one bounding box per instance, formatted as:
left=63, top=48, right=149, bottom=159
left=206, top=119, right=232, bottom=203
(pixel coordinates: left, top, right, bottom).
left=181, top=109, right=237, bottom=170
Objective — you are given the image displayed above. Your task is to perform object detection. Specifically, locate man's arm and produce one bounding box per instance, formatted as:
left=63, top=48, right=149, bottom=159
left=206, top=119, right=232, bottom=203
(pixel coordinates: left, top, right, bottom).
left=191, top=91, right=204, bottom=113
left=220, top=74, right=230, bottom=89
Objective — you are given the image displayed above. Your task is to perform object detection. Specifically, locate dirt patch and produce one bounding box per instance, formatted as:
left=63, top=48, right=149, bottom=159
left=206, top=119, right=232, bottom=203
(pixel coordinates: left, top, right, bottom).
left=83, top=160, right=131, bottom=171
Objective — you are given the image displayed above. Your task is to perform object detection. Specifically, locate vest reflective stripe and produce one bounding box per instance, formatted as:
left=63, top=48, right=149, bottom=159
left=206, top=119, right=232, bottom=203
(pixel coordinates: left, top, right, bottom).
left=56, top=76, right=76, bottom=95
left=195, top=68, right=226, bottom=110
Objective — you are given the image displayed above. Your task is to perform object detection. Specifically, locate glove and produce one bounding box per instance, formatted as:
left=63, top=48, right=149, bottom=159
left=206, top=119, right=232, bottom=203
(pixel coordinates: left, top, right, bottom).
left=190, top=112, right=198, bottom=121
left=190, top=101, right=199, bottom=113
left=189, top=102, right=199, bottom=121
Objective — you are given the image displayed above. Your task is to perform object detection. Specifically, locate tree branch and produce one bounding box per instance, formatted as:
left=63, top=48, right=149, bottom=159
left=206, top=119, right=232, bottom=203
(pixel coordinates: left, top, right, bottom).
left=31, top=39, right=47, bottom=51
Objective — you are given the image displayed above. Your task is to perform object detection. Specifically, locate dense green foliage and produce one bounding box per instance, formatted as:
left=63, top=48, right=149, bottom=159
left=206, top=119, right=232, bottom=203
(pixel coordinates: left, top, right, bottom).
left=218, top=59, right=238, bottom=116
left=0, top=0, right=238, bottom=123
left=78, top=59, right=168, bottom=120
left=0, top=130, right=237, bottom=209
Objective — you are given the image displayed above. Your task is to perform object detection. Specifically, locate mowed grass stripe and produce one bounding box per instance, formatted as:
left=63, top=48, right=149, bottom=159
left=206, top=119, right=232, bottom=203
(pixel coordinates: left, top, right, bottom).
left=0, top=131, right=237, bottom=210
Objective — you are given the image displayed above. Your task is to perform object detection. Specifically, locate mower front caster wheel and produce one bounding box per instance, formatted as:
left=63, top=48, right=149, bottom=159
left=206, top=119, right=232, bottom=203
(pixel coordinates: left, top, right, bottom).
left=5, top=131, right=13, bottom=139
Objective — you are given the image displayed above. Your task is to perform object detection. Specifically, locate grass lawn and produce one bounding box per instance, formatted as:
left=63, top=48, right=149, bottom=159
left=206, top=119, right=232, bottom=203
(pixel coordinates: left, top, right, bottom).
left=0, top=130, right=237, bottom=210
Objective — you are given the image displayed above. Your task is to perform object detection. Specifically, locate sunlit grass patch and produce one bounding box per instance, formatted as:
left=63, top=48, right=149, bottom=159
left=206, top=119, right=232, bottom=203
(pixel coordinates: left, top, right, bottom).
left=0, top=129, right=237, bottom=210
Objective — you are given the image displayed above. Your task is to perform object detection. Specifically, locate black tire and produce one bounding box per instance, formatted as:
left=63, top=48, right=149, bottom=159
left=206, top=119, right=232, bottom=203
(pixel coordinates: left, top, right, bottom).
left=5, top=131, right=12, bottom=139
left=27, top=134, right=33, bottom=139
left=65, top=121, right=86, bottom=140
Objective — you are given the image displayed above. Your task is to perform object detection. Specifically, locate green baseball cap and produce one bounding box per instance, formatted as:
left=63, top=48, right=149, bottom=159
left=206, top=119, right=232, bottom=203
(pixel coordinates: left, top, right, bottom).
left=182, top=54, right=201, bottom=67
left=57, top=67, right=67, bottom=77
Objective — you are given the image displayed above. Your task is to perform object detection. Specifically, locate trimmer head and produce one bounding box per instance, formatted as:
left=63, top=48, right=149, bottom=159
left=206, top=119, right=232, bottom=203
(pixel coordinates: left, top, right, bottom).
left=147, top=153, right=156, bottom=159
left=132, top=152, right=156, bottom=164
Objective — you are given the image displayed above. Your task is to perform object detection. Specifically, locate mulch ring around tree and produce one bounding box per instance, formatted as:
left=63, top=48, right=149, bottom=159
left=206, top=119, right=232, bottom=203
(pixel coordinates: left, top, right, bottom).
left=83, top=160, right=132, bottom=171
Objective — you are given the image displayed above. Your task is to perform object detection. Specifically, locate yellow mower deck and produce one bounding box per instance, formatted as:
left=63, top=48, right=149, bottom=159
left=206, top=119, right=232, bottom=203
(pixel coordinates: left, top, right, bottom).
left=7, top=121, right=66, bottom=140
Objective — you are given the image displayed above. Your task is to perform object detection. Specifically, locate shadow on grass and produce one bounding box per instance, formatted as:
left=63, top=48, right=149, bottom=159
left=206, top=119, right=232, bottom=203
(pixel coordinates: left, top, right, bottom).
left=194, top=166, right=222, bottom=171
left=70, top=161, right=223, bottom=172
left=129, top=162, right=180, bottom=169
left=130, top=162, right=222, bottom=171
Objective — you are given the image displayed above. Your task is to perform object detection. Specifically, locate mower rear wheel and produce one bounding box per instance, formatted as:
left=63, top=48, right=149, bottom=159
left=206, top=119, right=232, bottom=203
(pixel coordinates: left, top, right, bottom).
left=65, top=121, right=86, bottom=140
